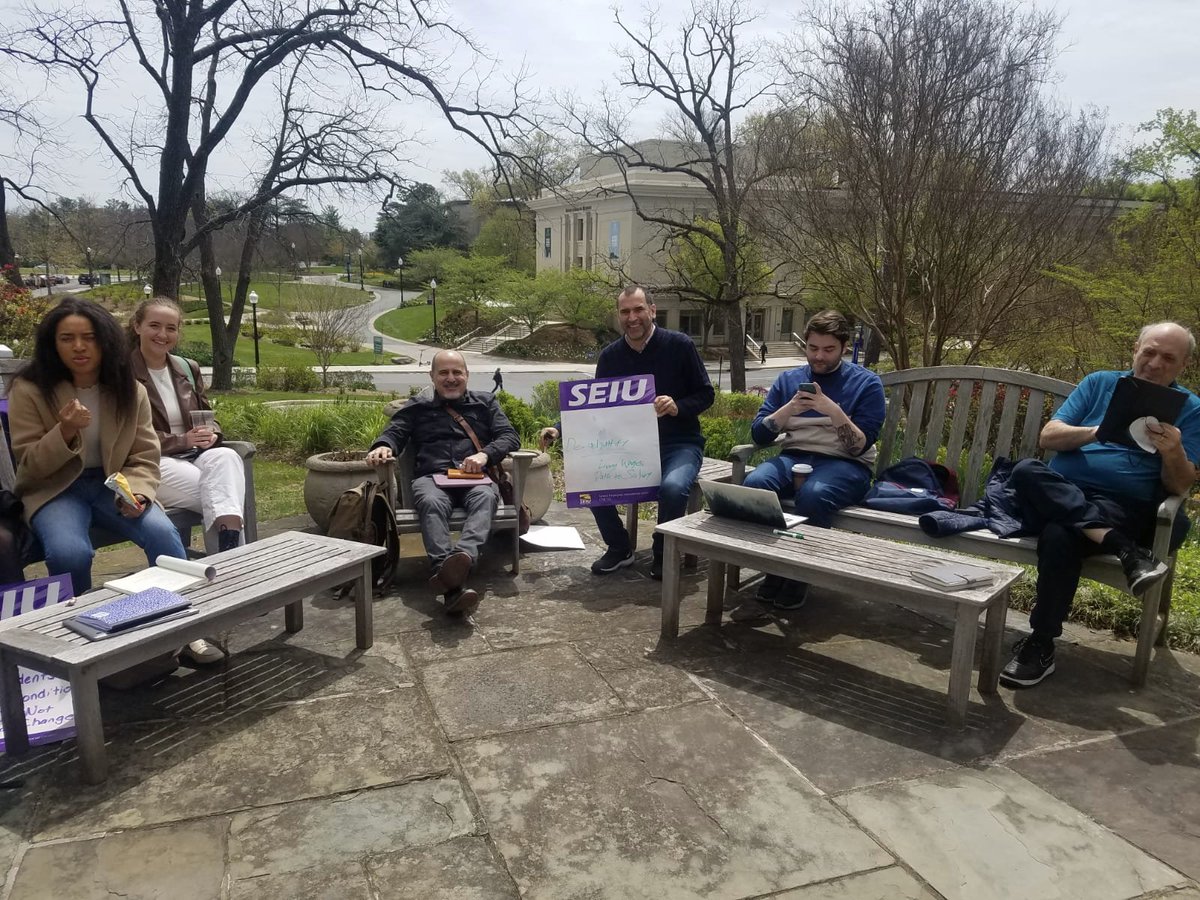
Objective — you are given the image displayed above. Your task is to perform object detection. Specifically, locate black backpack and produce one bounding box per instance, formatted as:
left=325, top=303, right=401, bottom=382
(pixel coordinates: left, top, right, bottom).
left=325, top=479, right=399, bottom=595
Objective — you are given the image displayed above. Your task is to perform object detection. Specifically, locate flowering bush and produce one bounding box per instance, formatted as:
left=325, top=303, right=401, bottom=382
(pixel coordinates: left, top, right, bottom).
left=0, top=266, right=50, bottom=356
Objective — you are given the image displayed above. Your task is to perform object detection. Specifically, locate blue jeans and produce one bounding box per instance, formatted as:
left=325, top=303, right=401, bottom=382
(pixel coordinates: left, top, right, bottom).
left=29, top=469, right=187, bottom=594
left=410, top=476, right=498, bottom=569
left=744, top=453, right=872, bottom=528
left=592, top=440, right=704, bottom=558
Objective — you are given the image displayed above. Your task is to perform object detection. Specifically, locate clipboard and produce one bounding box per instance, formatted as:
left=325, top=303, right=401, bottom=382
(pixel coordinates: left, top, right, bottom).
left=1095, top=376, right=1186, bottom=450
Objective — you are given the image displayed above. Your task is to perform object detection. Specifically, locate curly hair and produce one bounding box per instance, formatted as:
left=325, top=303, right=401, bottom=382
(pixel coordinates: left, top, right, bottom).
left=16, top=298, right=138, bottom=419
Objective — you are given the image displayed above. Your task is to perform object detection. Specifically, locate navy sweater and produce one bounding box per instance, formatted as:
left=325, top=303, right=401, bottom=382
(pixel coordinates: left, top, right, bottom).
left=595, top=327, right=715, bottom=446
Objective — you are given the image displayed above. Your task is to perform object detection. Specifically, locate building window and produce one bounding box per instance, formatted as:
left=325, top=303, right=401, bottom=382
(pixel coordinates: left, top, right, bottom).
left=609, top=221, right=620, bottom=259
left=679, top=310, right=703, bottom=337
left=655, top=310, right=668, bottom=327
left=574, top=218, right=584, bottom=241
left=544, top=227, right=552, bottom=259
left=711, top=315, right=725, bottom=337
left=780, top=308, right=793, bottom=336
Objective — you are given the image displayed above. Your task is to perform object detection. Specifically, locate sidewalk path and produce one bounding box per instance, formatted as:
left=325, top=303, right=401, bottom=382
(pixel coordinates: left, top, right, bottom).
left=3, top=504, right=1198, bottom=899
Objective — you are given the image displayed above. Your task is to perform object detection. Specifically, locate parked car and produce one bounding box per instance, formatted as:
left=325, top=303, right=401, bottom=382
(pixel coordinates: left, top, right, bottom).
left=78, top=273, right=98, bottom=285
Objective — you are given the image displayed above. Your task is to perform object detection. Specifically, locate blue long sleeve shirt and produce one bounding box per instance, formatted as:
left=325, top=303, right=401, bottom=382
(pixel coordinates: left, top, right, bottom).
left=593, top=327, right=715, bottom=447
left=750, top=361, right=886, bottom=461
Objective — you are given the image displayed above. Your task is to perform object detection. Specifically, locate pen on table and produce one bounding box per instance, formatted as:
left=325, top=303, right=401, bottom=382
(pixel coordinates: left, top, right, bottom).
left=772, top=529, right=805, bottom=540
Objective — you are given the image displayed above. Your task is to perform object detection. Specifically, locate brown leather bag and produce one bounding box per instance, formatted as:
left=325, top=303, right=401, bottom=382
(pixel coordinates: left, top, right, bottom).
left=443, top=408, right=531, bottom=534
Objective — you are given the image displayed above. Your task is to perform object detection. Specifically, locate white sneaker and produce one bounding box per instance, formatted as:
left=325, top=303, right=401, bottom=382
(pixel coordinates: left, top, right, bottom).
left=183, top=639, right=225, bottom=665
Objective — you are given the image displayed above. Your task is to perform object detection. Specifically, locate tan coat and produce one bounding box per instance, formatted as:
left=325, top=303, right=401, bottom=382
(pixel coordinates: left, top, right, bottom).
left=6, top=377, right=162, bottom=523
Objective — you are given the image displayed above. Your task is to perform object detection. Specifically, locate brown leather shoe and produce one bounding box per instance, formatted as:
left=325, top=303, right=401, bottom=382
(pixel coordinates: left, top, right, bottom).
left=444, top=586, right=481, bottom=617
left=429, top=551, right=472, bottom=592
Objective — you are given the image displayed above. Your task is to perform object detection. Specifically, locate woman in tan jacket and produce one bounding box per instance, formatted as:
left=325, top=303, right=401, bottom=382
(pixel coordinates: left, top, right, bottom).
left=7, top=298, right=187, bottom=595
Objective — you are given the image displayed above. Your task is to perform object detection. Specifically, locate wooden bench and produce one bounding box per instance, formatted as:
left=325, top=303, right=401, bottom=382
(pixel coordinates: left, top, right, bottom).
left=0, top=358, right=259, bottom=553
left=729, top=365, right=1186, bottom=687
left=657, top=511, right=1023, bottom=725
left=0, top=531, right=382, bottom=783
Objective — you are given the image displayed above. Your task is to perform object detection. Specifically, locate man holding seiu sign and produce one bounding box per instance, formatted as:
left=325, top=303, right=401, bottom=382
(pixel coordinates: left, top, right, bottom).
left=541, top=284, right=714, bottom=581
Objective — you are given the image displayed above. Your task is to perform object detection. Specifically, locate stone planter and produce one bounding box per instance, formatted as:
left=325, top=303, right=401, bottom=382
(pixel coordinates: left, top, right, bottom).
left=304, top=450, right=381, bottom=532
left=502, top=450, right=553, bottom=522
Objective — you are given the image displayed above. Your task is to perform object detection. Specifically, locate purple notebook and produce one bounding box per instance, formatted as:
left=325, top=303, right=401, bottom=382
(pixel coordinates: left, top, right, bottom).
left=72, top=587, right=192, bottom=633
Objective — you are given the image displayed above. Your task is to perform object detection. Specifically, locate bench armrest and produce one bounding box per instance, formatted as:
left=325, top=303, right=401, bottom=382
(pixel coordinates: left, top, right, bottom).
left=1151, top=493, right=1187, bottom=560
left=729, top=432, right=787, bottom=484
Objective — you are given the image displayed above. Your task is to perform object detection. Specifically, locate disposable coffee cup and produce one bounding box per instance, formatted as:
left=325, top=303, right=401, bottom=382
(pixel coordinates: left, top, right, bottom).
left=791, top=463, right=813, bottom=490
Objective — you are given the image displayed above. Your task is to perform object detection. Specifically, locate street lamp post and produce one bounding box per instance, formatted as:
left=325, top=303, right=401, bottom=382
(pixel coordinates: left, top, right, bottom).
left=249, top=290, right=260, bottom=370
left=357, top=249, right=364, bottom=290
left=344, top=253, right=351, bottom=284
left=429, top=277, right=438, bottom=343
left=143, top=283, right=152, bottom=301
left=85, top=246, right=94, bottom=285
left=214, top=266, right=223, bottom=311
left=396, top=256, right=404, bottom=302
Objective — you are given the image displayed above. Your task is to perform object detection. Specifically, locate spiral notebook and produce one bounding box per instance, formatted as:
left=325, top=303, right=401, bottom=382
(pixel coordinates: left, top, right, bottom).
left=68, top=587, right=193, bottom=634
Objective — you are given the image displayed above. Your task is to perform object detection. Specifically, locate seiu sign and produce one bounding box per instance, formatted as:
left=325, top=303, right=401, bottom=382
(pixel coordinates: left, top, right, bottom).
left=560, top=375, right=656, bottom=411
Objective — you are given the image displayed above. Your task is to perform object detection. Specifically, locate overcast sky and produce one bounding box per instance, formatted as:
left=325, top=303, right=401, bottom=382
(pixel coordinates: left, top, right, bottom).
left=7, top=0, right=1199, bottom=233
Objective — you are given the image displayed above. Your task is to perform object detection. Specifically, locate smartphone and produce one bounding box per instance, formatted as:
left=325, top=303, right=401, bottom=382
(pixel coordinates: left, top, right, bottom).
left=796, top=382, right=817, bottom=394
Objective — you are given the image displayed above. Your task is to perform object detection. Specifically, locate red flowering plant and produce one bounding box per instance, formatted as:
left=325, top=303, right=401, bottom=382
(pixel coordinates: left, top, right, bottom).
left=0, top=265, right=50, bottom=357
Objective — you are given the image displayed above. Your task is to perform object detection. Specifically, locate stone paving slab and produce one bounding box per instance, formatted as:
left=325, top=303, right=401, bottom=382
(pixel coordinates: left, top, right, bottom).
left=31, top=687, right=448, bottom=841
left=695, top=635, right=1061, bottom=794
left=837, top=766, right=1184, bottom=900
left=773, top=866, right=939, bottom=899
left=421, top=643, right=624, bottom=741
left=366, top=835, right=520, bottom=899
left=228, top=777, right=474, bottom=879
left=229, top=860, right=372, bottom=900
left=455, top=701, right=891, bottom=900
left=1009, top=719, right=1200, bottom=883
left=9, top=817, right=227, bottom=900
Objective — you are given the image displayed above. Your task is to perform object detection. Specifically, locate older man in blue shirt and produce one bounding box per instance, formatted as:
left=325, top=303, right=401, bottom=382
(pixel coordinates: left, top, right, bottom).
left=1000, top=322, right=1200, bottom=688
left=731, top=310, right=886, bottom=623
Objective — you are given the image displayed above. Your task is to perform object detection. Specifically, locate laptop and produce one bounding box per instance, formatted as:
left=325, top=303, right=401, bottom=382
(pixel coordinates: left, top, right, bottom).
left=699, top=480, right=807, bottom=529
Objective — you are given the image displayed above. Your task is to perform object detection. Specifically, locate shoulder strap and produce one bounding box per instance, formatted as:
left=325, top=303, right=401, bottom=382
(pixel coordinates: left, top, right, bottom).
left=444, top=406, right=484, bottom=454
left=169, top=354, right=197, bottom=391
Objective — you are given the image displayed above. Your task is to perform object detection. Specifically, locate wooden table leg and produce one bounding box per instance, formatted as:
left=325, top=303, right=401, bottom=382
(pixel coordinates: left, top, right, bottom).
left=946, top=605, right=978, bottom=727
left=68, top=668, right=107, bottom=784
left=285, top=594, right=305, bottom=634
left=660, top=534, right=682, bottom=639
left=706, top=559, right=726, bottom=625
left=979, top=591, right=1008, bottom=693
left=355, top=559, right=374, bottom=650
left=0, top=650, right=30, bottom=757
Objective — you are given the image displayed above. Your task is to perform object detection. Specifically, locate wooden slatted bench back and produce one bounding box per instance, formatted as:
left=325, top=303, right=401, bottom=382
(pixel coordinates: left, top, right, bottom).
left=873, top=366, right=1076, bottom=506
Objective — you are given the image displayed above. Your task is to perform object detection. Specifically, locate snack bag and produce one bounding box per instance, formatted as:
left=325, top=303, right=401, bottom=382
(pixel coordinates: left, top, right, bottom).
left=104, top=472, right=140, bottom=509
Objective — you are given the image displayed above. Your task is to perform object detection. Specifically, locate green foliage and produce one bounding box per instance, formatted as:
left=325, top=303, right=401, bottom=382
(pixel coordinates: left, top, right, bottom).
left=440, top=255, right=520, bottom=326
left=495, top=389, right=544, bottom=446
left=530, top=379, right=562, bottom=420
left=708, top=390, right=763, bottom=418
left=0, top=274, right=50, bottom=357
left=374, top=304, right=435, bottom=341
left=373, top=183, right=466, bottom=263
left=255, top=365, right=321, bottom=392
left=216, top=399, right=389, bottom=463
left=699, top=416, right=753, bottom=460
left=670, top=216, right=771, bottom=303
left=473, top=206, right=535, bottom=274
left=176, top=341, right=213, bottom=366
left=405, top=247, right=466, bottom=286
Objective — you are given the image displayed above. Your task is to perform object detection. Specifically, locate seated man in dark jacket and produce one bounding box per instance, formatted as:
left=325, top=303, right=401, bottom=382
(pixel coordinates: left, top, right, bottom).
left=366, top=350, right=519, bottom=617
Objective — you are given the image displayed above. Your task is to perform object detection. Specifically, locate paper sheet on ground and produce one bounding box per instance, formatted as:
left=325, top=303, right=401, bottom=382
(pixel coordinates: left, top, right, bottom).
left=519, top=525, right=586, bottom=550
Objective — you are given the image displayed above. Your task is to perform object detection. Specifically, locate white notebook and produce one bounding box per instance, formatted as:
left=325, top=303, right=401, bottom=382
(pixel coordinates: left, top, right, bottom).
left=910, top=562, right=994, bottom=591
left=104, top=556, right=217, bottom=595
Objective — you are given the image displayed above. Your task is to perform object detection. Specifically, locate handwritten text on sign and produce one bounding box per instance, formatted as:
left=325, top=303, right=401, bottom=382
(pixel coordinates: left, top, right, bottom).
left=0, top=575, right=77, bottom=752
left=560, top=375, right=661, bottom=508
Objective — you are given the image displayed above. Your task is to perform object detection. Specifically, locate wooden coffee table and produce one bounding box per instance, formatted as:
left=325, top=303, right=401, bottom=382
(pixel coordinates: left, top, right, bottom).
left=656, top=513, right=1023, bottom=725
left=0, top=532, right=383, bottom=783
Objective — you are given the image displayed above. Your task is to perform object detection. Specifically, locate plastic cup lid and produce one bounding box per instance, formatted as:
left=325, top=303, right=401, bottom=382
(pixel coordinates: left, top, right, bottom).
left=791, top=463, right=814, bottom=474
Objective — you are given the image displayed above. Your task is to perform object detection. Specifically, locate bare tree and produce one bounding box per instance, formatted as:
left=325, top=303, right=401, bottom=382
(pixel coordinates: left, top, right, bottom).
left=559, top=0, right=795, bottom=391
left=5, top=0, right=529, bottom=345
left=293, top=285, right=371, bottom=387
left=757, top=0, right=1115, bottom=370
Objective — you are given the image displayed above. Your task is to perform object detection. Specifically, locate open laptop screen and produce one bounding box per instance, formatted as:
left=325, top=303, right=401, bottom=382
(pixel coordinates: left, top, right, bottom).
left=699, top=481, right=806, bottom=529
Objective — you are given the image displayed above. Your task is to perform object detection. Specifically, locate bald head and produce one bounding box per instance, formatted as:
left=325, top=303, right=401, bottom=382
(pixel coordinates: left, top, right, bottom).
left=430, top=350, right=469, bottom=400
left=1133, top=322, right=1193, bottom=386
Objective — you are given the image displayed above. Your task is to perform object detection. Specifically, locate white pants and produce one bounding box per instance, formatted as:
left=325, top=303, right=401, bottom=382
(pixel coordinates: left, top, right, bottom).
left=158, top=447, right=246, bottom=552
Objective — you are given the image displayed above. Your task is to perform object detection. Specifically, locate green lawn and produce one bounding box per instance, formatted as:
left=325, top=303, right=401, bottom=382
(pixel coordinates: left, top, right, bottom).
left=375, top=303, right=434, bottom=341
left=82, top=278, right=372, bottom=313
left=174, top=323, right=380, bottom=368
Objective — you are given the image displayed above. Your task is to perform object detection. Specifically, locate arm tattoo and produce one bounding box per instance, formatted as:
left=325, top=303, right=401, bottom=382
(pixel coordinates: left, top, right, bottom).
left=836, top=423, right=865, bottom=455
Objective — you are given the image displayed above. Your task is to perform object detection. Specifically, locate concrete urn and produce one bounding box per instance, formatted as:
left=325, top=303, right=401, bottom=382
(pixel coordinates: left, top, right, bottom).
left=303, top=450, right=379, bottom=532
left=502, top=450, right=554, bottom=522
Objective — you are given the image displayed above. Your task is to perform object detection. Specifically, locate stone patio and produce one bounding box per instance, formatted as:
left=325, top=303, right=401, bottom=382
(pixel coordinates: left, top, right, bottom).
left=2, top=503, right=1198, bottom=899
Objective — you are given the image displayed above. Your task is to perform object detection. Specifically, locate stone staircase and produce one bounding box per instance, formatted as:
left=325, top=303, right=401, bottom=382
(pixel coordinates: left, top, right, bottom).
left=457, top=319, right=536, bottom=354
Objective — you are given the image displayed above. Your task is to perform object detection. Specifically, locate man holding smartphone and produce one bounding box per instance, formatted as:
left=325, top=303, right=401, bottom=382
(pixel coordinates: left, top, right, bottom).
left=732, top=310, right=886, bottom=622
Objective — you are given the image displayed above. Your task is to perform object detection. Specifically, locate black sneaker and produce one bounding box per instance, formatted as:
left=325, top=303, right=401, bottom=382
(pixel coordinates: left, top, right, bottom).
left=772, top=580, right=809, bottom=611
left=650, top=556, right=664, bottom=581
left=591, top=548, right=635, bottom=575
left=756, top=574, right=784, bottom=602
left=999, top=635, right=1056, bottom=688
left=1119, top=547, right=1169, bottom=595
